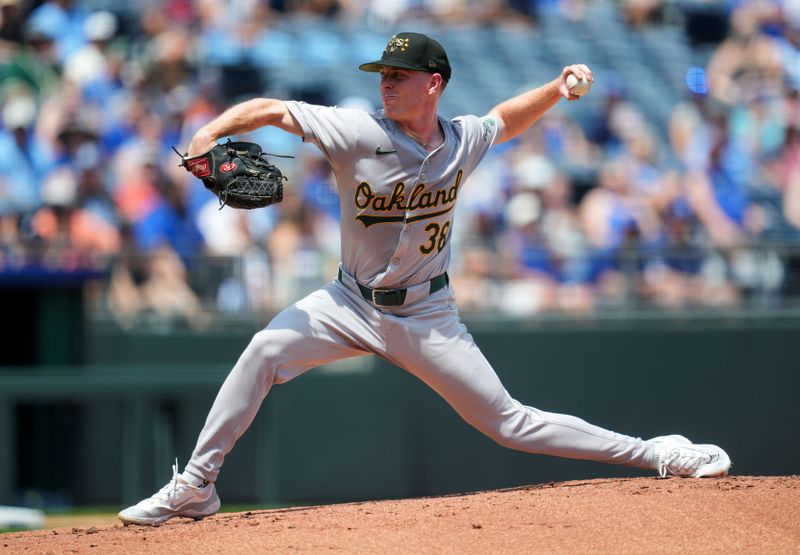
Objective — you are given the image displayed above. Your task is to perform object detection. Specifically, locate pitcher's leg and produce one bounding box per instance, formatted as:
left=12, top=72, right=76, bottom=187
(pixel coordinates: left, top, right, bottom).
left=386, top=310, right=656, bottom=469
left=185, top=284, right=380, bottom=482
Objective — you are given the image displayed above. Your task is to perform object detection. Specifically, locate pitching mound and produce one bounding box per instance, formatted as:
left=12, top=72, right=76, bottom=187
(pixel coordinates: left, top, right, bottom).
left=3, top=476, right=798, bottom=554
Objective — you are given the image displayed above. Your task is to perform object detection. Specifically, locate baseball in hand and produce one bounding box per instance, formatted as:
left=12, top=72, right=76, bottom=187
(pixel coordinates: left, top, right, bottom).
left=566, top=74, right=591, bottom=96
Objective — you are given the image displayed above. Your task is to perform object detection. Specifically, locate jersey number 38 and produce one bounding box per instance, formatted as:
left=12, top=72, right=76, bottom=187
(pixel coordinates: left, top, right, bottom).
left=419, top=220, right=451, bottom=255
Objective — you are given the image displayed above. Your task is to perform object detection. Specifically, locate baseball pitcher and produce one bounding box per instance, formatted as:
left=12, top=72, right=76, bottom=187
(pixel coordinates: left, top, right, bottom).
left=119, top=32, right=730, bottom=526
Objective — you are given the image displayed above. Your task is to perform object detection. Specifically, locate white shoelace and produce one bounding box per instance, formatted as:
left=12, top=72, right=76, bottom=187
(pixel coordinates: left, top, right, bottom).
left=658, top=447, right=710, bottom=478
left=149, top=458, right=183, bottom=503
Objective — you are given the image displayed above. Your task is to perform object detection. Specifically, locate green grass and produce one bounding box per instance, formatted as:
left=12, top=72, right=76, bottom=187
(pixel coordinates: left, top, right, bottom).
left=0, top=502, right=312, bottom=534
left=44, top=505, right=120, bottom=516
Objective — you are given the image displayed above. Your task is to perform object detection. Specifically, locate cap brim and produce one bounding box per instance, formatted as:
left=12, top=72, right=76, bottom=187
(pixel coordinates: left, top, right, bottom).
left=358, top=59, right=426, bottom=73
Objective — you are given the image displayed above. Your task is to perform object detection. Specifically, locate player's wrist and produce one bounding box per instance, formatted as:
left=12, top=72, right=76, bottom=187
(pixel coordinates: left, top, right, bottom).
left=187, top=129, right=218, bottom=157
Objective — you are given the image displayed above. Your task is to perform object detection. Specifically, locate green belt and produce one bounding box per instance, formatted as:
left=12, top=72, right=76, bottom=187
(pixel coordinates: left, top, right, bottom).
left=338, top=269, right=449, bottom=307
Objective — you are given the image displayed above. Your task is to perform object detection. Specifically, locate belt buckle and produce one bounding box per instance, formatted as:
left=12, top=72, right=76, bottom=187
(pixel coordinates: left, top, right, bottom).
left=371, top=288, right=389, bottom=304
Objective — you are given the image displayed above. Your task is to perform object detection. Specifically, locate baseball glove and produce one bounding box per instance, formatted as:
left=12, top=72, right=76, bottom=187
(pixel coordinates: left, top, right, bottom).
left=177, top=140, right=286, bottom=210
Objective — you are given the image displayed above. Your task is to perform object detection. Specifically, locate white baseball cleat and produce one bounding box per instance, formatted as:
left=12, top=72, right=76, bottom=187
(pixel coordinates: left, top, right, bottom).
left=651, top=434, right=731, bottom=478
left=118, top=459, right=220, bottom=526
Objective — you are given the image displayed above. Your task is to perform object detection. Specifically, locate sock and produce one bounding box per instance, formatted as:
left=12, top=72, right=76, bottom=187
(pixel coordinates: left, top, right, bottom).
left=181, top=471, right=209, bottom=487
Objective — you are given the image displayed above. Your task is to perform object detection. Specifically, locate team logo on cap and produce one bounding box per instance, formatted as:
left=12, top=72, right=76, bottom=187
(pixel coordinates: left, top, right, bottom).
left=385, top=35, right=409, bottom=54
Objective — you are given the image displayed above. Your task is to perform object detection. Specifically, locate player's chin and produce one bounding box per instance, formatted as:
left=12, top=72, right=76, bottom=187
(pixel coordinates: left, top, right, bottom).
left=382, top=97, right=398, bottom=113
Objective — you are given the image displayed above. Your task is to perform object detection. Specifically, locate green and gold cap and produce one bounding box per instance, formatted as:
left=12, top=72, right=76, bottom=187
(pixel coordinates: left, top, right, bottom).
left=359, top=32, right=451, bottom=82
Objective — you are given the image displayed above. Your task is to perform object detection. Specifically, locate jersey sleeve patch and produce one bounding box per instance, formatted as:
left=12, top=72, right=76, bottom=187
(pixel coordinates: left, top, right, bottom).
left=481, top=117, right=498, bottom=142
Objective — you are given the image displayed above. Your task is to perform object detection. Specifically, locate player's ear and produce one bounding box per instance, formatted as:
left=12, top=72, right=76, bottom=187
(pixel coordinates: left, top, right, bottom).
left=429, top=73, right=444, bottom=95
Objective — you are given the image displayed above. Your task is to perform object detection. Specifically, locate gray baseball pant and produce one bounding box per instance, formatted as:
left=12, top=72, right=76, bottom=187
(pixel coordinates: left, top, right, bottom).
left=184, top=280, right=656, bottom=482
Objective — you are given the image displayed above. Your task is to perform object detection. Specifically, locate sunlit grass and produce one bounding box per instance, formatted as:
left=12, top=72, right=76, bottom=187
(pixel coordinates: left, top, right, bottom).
left=1, top=503, right=307, bottom=532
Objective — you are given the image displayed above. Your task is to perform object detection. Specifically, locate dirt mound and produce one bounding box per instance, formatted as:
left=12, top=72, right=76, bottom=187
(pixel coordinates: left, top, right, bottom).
left=3, top=476, right=798, bottom=554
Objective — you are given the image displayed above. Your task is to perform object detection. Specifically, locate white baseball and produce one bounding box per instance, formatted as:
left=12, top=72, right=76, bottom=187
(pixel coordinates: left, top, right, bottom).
left=566, top=74, right=591, bottom=96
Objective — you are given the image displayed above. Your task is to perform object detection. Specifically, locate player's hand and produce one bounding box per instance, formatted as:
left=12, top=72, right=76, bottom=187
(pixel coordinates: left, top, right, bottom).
left=559, top=64, right=593, bottom=101
left=187, top=128, right=218, bottom=157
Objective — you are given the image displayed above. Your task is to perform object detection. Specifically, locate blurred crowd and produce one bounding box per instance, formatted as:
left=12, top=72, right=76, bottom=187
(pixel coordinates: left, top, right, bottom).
left=1, top=0, right=800, bottom=328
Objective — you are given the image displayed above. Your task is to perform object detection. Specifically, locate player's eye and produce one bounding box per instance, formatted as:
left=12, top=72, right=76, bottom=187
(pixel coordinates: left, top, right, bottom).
left=381, top=70, right=406, bottom=81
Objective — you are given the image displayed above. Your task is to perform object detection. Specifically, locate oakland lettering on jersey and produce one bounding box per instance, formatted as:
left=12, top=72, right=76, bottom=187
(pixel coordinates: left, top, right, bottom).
left=355, top=170, right=463, bottom=227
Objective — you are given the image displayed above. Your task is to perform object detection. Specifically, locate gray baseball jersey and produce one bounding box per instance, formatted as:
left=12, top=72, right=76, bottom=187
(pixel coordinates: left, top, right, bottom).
left=183, top=103, right=659, bottom=484
left=284, top=101, right=497, bottom=288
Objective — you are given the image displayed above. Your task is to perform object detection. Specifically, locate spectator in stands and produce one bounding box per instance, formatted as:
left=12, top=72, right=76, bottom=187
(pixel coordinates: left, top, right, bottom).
left=142, top=243, right=211, bottom=329
left=26, top=0, right=89, bottom=64
left=537, top=170, right=597, bottom=312
left=579, top=159, right=662, bottom=305
left=0, top=0, right=27, bottom=45
left=265, top=188, right=338, bottom=307
left=63, top=10, right=117, bottom=87
left=706, top=2, right=784, bottom=106
left=0, top=20, right=60, bottom=100
left=448, top=241, right=501, bottom=312
left=297, top=150, right=340, bottom=222
left=776, top=3, right=800, bottom=92
left=534, top=107, right=599, bottom=171
left=780, top=121, right=800, bottom=231
left=109, top=235, right=211, bottom=330
left=0, top=95, right=48, bottom=214
left=133, top=170, right=205, bottom=264
left=684, top=116, right=755, bottom=249
left=621, top=0, right=663, bottom=27
left=497, top=191, right=559, bottom=315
